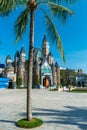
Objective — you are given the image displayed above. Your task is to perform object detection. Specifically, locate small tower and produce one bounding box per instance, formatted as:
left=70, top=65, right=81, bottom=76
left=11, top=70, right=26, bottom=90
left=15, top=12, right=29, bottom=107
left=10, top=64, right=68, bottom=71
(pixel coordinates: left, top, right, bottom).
left=6, top=55, right=12, bottom=65
left=42, top=35, right=49, bottom=57
left=20, top=47, right=26, bottom=62
left=5, top=55, right=14, bottom=76
left=52, top=63, right=57, bottom=85
left=55, top=62, right=60, bottom=86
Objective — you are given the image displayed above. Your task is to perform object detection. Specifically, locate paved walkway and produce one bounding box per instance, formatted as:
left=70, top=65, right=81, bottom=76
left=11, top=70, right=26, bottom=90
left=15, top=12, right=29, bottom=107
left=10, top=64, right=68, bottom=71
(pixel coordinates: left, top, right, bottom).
left=0, top=89, right=87, bottom=130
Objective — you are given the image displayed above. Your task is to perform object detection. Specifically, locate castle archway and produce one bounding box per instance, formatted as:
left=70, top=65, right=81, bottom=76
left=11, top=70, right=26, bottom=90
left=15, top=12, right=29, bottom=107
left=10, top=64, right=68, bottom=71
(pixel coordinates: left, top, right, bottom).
left=43, top=76, right=51, bottom=88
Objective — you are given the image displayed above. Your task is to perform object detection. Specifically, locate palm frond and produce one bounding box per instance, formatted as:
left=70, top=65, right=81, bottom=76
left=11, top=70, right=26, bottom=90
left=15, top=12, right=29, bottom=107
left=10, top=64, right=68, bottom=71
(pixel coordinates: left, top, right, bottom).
left=45, top=14, right=65, bottom=62
left=0, top=0, right=27, bottom=16
left=0, top=0, right=16, bottom=16
left=49, top=2, right=74, bottom=23
left=39, top=8, right=65, bottom=62
left=15, top=8, right=29, bottom=43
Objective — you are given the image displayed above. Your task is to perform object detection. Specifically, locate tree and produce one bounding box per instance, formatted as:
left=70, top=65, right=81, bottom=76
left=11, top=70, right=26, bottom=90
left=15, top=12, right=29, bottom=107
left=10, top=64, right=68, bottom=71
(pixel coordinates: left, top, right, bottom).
left=33, top=74, right=40, bottom=88
left=16, top=77, right=23, bottom=88
left=0, top=0, right=77, bottom=122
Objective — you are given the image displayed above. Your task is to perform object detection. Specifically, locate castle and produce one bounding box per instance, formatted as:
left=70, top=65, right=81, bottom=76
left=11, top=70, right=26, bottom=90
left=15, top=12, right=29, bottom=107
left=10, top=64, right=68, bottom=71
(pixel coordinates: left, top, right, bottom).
left=3, top=35, right=60, bottom=88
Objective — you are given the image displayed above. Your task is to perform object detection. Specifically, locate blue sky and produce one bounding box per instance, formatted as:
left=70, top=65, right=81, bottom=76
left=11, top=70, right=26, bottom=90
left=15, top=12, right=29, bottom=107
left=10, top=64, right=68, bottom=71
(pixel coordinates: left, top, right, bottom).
left=0, top=0, right=87, bottom=73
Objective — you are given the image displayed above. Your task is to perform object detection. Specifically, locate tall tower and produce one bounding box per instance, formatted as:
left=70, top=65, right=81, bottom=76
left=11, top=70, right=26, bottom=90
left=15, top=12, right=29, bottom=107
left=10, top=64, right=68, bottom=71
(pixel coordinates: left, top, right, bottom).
left=42, top=35, right=49, bottom=57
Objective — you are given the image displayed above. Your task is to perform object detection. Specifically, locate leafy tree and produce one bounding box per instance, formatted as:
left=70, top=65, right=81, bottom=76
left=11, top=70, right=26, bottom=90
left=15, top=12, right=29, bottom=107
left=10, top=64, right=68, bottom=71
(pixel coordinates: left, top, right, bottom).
left=33, top=74, right=40, bottom=88
left=16, top=77, right=23, bottom=88
left=0, top=0, right=77, bottom=122
left=60, top=69, right=76, bottom=87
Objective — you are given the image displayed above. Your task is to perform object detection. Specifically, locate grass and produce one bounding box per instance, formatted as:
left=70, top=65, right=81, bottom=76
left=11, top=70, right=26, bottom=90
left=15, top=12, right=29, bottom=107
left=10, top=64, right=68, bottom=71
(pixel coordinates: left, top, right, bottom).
left=50, top=88, right=58, bottom=91
left=16, top=118, right=43, bottom=128
left=70, top=88, right=87, bottom=93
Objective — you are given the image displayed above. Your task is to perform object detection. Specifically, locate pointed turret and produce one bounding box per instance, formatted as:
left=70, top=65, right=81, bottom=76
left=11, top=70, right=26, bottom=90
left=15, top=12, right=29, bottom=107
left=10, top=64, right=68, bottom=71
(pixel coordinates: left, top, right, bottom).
left=6, top=55, right=12, bottom=65
left=55, top=62, right=59, bottom=69
left=14, top=50, right=20, bottom=62
left=20, top=47, right=26, bottom=62
left=42, top=35, right=49, bottom=57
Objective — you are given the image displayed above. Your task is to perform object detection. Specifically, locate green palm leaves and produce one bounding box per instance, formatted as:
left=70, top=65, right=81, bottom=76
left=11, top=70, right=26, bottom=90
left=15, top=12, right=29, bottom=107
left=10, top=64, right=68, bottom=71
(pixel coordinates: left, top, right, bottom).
left=0, top=0, right=76, bottom=61
left=0, top=0, right=15, bottom=15
left=45, top=14, right=65, bottom=61
left=0, top=0, right=27, bottom=16
left=14, top=0, right=75, bottom=61
left=15, top=8, right=29, bottom=43
left=49, top=2, right=74, bottom=22
left=39, top=2, right=74, bottom=61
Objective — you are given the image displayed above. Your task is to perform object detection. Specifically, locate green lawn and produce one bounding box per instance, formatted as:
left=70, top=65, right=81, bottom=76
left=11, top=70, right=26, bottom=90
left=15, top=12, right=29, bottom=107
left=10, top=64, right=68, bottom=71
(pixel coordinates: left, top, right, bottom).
left=70, top=88, right=87, bottom=93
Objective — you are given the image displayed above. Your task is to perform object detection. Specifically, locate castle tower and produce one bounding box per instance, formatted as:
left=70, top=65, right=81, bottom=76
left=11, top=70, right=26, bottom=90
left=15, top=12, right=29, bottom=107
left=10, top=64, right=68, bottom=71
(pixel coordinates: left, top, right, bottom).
left=52, top=63, right=57, bottom=85
left=34, top=61, right=40, bottom=76
left=5, top=55, right=16, bottom=88
left=6, top=55, right=12, bottom=65
left=55, top=62, right=60, bottom=86
left=14, top=50, right=20, bottom=74
left=20, top=47, right=26, bottom=62
left=5, top=55, right=14, bottom=75
left=5, top=62, right=14, bottom=75
left=42, top=35, right=49, bottom=58
left=33, top=61, right=40, bottom=86
left=18, top=60, right=25, bottom=87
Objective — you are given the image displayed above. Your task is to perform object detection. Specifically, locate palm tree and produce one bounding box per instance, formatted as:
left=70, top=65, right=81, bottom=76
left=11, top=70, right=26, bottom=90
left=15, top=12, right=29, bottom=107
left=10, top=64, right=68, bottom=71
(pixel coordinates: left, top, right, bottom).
left=0, top=0, right=77, bottom=121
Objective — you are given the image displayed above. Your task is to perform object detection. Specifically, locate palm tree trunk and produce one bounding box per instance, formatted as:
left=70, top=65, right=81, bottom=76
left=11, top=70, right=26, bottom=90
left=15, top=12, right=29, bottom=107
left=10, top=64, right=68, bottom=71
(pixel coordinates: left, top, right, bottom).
left=27, top=9, right=34, bottom=121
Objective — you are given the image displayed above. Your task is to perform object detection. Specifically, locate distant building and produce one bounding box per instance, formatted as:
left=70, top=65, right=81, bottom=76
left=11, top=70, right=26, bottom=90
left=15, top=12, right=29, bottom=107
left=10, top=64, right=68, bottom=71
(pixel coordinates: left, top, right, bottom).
left=3, top=35, right=60, bottom=88
left=76, top=70, right=87, bottom=87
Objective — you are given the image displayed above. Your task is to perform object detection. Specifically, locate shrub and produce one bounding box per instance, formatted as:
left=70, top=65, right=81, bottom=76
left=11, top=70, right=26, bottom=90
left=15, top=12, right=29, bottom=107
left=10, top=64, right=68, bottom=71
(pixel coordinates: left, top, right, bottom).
left=17, top=118, right=43, bottom=128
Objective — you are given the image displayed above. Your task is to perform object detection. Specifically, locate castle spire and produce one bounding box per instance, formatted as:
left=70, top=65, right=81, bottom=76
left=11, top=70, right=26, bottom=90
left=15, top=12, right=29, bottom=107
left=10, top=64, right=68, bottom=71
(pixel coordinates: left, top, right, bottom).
left=42, top=35, right=49, bottom=57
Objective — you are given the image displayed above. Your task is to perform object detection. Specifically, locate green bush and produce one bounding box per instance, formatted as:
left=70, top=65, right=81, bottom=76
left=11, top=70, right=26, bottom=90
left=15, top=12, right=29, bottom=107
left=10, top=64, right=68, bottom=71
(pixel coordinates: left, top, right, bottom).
left=17, top=118, right=43, bottom=128
left=16, top=77, right=23, bottom=88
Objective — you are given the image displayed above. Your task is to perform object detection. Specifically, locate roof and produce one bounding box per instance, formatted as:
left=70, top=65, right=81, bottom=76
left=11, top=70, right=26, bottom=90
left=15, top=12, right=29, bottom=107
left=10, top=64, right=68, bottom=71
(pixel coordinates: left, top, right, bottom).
left=55, top=62, right=59, bottom=68
left=42, top=35, right=49, bottom=45
left=14, top=50, right=20, bottom=58
left=48, top=52, right=53, bottom=57
left=6, top=55, right=12, bottom=61
left=34, top=48, right=41, bottom=56
left=20, top=47, right=26, bottom=54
